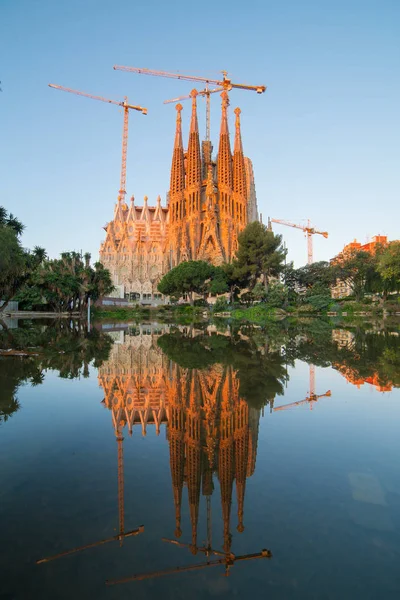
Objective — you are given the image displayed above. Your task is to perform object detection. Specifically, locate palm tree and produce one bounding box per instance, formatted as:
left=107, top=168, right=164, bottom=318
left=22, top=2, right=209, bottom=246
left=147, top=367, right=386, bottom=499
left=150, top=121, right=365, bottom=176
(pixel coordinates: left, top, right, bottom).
left=0, top=206, right=25, bottom=236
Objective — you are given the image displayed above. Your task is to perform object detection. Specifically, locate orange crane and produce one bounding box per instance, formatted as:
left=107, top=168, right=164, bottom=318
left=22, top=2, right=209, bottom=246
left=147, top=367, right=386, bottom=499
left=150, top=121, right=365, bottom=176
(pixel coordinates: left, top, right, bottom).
left=48, top=84, right=147, bottom=203
left=269, top=218, right=328, bottom=264
left=113, top=65, right=266, bottom=140
left=274, top=364, right=331, bottom=412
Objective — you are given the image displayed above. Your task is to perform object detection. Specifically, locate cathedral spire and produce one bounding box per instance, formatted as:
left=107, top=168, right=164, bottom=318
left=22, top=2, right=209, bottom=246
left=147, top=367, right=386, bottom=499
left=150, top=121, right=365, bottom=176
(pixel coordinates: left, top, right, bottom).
left=170, top=104, right=185, bottom=196
left=217, top=91, right=233, bottom=190
left=233, top=107, right=247, bottom=197
left=186, top=90, right=201, bottom=188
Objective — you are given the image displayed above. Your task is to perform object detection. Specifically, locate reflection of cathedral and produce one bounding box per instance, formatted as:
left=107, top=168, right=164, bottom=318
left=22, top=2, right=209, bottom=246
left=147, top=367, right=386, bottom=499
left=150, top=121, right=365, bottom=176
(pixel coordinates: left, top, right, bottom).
left=99, top=90, right=258, bottom=300
left=98, top=326, right=262, bottom=554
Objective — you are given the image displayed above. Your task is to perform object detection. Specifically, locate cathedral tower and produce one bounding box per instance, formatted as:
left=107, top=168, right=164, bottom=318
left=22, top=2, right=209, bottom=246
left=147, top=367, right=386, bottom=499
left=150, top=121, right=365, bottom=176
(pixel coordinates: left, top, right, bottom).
left=100, top=93, right=259, bottom=302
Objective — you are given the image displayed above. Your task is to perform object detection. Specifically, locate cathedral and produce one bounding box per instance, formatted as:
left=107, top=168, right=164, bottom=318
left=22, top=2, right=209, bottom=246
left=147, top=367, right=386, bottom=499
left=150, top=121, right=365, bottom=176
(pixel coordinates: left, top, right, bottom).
left=99, top=91, right=258, bottom=301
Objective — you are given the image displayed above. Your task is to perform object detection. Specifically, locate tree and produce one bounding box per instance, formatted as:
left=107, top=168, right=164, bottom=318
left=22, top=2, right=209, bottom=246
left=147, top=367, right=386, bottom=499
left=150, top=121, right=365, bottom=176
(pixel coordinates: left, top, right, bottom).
left=294, top=261, right=336, bottom=291
left=0, top=206, right=25, bottom=236
left=376, top=242, right=400, bottom=297
left=235, top=221, right=286, bottom=291
left=208, top=265, right=228, bottom=295
left=158, top=260, right=215, bottom=305
left=0, top=222, right=26, bottom=312
left=336, top=250, right=375, bottom=301
left=31, top=252, right=114, bottom=313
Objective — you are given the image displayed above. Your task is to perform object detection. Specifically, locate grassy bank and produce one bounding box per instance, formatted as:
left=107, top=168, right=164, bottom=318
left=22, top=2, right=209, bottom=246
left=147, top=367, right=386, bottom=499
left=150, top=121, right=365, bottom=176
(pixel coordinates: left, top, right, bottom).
left=92, top=304, right=208, bottom=323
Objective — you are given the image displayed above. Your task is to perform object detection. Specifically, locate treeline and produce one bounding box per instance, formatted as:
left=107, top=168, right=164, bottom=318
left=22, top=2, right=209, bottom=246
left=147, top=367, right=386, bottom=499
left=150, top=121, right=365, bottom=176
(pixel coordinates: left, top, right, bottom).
left=0, top=322, right=113, bottom=424
left=158, top=221, right=287, bottom=305
left=157, top=220, right=400, bottom=311
left=0, top=206, right=114, bottom=313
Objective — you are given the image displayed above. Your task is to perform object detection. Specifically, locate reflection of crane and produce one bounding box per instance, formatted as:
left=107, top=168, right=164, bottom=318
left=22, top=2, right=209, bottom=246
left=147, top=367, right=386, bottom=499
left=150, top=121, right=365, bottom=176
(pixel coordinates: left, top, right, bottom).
left=48, top=84, right=147, bottom=203
left=274, top=364, right=331, bottom=411
left=113, top=65, right=266, bottom=141
left=36, top=413, right=144, bottom=565
left=269, top=218, right=328, bottom=264
left=164, top=85, right=225, bottom=141
left=107, top=486, right=271, bottom=586
left=36, top=526, right=144, bottom=565
left=106, top=549, right=272, bottom=585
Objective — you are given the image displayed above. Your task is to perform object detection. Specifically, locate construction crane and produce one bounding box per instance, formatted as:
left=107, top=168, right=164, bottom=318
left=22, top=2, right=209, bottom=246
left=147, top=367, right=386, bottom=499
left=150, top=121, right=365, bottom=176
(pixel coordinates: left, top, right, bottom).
left=106, top=549, right=272, bottom=585
left=48, top=83, right=147, bottom=203
left=36, top=417, right=144, bottom=565
left=269, top=218, right=328, bottom=264
left=274, top=364, right=331, bottom=412
left=164, top=84, right=225, bottom=141
left=113, top=65, right=266, bottom=140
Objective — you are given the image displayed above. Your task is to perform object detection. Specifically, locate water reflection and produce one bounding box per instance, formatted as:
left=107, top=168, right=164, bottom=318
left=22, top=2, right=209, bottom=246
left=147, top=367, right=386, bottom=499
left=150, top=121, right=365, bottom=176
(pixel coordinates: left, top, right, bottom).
left=0, top=320, right=113, bottom=424
left=2, top=319, right=400, bottom=594
left=98, top=324, right=274, bottom=583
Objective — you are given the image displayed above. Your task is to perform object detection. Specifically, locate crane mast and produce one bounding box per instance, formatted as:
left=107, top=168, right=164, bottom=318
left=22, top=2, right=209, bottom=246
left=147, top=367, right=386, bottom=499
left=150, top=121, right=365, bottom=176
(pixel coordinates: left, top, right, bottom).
left=48, top=84, right=147, bottom=203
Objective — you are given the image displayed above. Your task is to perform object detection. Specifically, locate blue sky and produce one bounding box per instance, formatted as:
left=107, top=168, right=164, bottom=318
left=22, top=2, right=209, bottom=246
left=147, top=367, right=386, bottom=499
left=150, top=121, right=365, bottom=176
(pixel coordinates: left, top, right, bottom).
left=1, top=0, right=399, bottom=266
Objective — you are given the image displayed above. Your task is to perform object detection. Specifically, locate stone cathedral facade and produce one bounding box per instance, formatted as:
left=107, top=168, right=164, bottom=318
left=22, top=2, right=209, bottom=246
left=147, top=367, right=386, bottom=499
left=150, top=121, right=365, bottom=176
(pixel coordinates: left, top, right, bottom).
left=99, top=91, right=258, bottom=301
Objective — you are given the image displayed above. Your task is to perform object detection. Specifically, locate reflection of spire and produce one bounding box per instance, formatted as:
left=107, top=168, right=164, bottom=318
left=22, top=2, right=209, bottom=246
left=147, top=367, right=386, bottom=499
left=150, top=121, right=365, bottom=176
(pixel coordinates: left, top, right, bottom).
left=116, top=429, right=125, bottom=545
left=167, top=364, right=185, bottom=538
left=219, top=369, right=235, bottom=553
left=234, top=400, right=249, bottom=533
left=186, top=375, right=202, bottom=554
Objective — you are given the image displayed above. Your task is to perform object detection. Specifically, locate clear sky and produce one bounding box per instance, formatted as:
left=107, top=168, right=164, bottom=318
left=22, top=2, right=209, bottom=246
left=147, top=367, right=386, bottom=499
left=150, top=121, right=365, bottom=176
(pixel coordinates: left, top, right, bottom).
left=1, top=0, right=399, bottom=266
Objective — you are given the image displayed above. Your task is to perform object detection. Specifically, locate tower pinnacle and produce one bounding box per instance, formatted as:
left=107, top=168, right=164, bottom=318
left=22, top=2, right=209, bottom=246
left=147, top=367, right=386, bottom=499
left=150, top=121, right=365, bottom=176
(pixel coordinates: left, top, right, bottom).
left=170, top=103, right=185, bottom=196
left=186, top=89, right=201, bottom=188
left=217, top=91, right=233, bottom=190
left=233, top=106, right=247, bottom=197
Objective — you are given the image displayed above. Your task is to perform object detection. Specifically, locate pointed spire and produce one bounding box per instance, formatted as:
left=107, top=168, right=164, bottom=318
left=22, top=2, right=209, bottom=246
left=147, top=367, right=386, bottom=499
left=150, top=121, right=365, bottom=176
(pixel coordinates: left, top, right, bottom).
left=190, top=89, right=199, bottom=133
left=170, top=104, right=185, bottom=196
left=186, top=90, right=201, bottom=188
left=233, top=107, right=247, bottom=198
left=217, top=91, right=233, bottom=190
left=153, top=195, right=163, bottom=222
left=140, top=195, right=150, bottom=221
left=127, top=195, right=137, bottom=222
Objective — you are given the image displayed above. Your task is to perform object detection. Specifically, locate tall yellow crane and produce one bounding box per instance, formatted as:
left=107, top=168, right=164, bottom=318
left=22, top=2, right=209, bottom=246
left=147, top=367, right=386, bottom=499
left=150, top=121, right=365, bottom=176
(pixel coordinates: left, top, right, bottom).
left=113, top=65, right=266, bottom=140
left=269, top=217, right=328, bottom=264
left=48, top=84, right=147, bottom=203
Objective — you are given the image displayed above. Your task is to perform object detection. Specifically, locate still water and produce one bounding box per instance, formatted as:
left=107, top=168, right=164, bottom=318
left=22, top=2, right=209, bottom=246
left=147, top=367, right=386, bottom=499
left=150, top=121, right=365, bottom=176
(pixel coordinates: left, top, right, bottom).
left=1, top=320, right=400, bottom=599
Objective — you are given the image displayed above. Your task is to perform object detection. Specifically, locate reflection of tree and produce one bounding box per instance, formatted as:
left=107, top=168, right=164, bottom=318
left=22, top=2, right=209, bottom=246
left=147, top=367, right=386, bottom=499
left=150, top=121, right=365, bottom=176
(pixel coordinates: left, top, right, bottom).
left=0, top=322, right=113, bottom=424
left=158, top=329, right=288, bottom=409
left=288, top=321, right=400, bottom=390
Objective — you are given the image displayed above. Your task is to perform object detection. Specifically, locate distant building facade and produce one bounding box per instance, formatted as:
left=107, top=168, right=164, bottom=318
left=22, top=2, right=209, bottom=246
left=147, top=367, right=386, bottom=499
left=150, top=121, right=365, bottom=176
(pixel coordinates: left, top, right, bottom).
left=99, top=91, right=258, bottom=302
